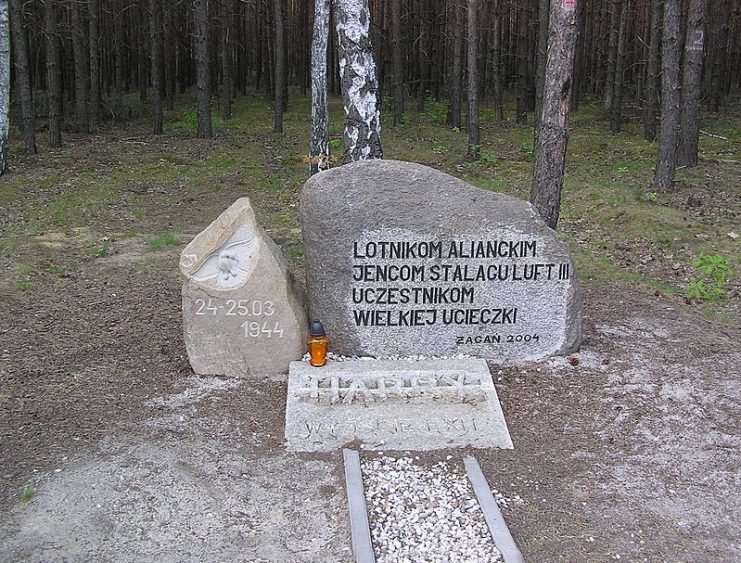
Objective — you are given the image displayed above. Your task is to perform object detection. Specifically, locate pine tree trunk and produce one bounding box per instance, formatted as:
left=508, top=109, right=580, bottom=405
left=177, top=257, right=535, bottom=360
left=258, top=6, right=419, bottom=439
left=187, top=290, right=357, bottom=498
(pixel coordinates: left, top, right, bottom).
left=653, top=0, right=680, bottom=192
left=221, top=0, right=232, bottom=120
left=334, top=0, right=383, bottom=163
left=45, top=0, right=62, bottom=147
left=534, top=0, right=550, bottom=133
left=280, top=0, right=288, bottom=110
left=526, top=0, right=537, bottom=111
left=447, top=0, right=463, bottom=128
left=114, top=0, right=125, bottom=92
left=604, top=0, right=620, bottom=112
left=194, top=0, right=211, bottom=138
left=707, top=0, right=730, bottom=112
left=610, top=0, right=629, bottom=133
left=430, top=0, right=442, bottom=100
left=299, top=0, right=310, bottom=96
left=644, top=0, right=661, bottom=142
left=530, top=0, right=579, bottom=229
left=589, top=1, right=601, bottom=97
left=149, top=0, right=163, bottom=134
left=164, top=3, right=175, bottom=110
left=391, top=0, right=403, bottom=124
left=71, top=0, right=90, bottom=134
left=0, top=0, right=9, bottom=173
left=678, top=0, right=707, bottom=168
left=310, top=0, right=330, bottom=174
left=515, top=3, right=528, bottom=124
left=491, top=0, right=503, bottom=120
left=571, top=0, right=585, bottom=111
left=467, top=0, right=479, bottom=159
left=416, top=0, right=431, bottom=111
left=89, top=0, right=101, bottom=129
left=273, top=0, right=284, bottom=132
left=138, top=0, right=148, bottom=103
left=9, top=0, right=37, bottom=153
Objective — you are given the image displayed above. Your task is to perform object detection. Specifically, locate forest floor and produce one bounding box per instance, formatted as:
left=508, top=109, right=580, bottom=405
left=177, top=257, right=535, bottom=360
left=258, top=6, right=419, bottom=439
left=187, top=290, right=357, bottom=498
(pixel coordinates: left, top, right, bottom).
left=0, top=93, right=739, bottom=562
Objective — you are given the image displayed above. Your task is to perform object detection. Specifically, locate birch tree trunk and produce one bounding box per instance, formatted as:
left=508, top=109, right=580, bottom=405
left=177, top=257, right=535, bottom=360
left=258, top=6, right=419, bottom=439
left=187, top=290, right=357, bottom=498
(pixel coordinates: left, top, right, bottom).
left=194, top=0, right=212, bottom=139
left=643, top=0, right=661, bottom=142
left=310, top=0, right=330, bottom=174
left=9, top=0, right=36, bottom=153
left=0, top=0, right=9, bottom=173
left=334, top=0, right=383, bottom=163
left=653, top=0, right=680, bottom=192
left=467, top=0, right=479, bottom=159
left=530, top=0, right=579, bottom=229
left=45, top=0, right=62, bottom=146
left=678, top=0, right=708, bottom=168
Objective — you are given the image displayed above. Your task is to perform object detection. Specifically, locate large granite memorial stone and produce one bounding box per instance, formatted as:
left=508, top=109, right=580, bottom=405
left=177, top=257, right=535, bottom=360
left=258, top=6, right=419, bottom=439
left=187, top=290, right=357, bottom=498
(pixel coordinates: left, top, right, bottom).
left=180, top=198, right=307, bottom=377
left=301, top=160, right=581, bottom=361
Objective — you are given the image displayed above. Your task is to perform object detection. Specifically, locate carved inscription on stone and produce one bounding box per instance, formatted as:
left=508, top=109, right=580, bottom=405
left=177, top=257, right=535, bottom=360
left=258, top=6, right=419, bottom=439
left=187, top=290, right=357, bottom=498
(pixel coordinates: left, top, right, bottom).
left=348, top=230, right=573, bottom=358
left=300, top=416, right=484, bottom=439
left=284, top=359, right=513, bottom=452
left=294, top=370, right=491, bottom=405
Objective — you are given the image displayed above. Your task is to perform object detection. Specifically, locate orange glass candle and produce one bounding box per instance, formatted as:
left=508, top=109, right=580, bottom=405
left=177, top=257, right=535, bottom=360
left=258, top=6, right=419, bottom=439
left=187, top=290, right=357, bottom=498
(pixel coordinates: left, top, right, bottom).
left=307, top=320, right=330, bottom=367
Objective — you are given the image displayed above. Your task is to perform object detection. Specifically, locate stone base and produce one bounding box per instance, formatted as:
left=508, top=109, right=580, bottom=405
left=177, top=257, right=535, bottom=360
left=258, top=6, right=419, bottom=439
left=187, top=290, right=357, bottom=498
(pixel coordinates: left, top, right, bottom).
left=284, top=359, right=513, bottom=452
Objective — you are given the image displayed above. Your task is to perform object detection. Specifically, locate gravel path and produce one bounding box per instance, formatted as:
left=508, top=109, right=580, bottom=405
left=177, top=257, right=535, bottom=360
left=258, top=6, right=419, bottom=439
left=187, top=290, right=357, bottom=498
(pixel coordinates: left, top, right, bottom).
left=361, top=456, right=503, bottom=563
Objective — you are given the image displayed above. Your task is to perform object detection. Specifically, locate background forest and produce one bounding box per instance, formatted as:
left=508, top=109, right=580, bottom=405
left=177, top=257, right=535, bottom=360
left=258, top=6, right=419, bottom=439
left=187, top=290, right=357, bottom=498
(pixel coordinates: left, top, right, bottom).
left=1, top=0, right=737, bottom=308
left=1, top=0, right=739, bottom=150
left=0, top=4, right=739, bottom=560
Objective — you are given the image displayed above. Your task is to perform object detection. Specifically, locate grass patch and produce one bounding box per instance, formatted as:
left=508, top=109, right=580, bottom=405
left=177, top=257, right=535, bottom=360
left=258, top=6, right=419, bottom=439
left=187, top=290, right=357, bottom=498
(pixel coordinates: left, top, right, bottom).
left=168, top=105, right=225, bottom=132
left=90, top=239, right=112, bottom=258
left=20, top=484, right=36, bottom=502
left=686, top=254, right=734, bottom=302
left=146, top=231, right=180, bottom=252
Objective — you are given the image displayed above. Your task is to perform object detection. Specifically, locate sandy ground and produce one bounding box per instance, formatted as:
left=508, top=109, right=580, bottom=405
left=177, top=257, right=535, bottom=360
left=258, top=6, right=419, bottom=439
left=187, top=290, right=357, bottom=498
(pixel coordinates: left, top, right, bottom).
left=0, top=256, right=739, bottom=562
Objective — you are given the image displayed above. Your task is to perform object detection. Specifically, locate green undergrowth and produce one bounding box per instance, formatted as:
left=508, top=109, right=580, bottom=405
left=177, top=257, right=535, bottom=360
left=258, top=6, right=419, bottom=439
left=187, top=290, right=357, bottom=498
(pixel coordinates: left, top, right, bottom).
left=0, top=90, right=738, bottom=316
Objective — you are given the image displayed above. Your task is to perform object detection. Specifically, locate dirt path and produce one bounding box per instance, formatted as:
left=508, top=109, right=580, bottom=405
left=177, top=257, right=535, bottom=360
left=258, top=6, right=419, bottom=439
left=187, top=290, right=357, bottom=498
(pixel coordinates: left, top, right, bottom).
left=1, top=245, right=738, bottom=562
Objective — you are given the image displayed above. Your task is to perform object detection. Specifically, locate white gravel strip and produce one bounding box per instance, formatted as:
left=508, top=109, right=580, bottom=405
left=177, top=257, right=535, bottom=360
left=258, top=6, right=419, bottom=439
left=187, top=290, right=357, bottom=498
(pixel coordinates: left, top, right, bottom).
left=361, top=456, right=503, bottom=563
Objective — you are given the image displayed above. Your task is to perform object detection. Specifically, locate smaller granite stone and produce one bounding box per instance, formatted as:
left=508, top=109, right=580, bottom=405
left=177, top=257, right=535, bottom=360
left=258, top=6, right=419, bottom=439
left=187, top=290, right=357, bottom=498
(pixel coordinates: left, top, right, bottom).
left=180, top=198, right=307, bottom=377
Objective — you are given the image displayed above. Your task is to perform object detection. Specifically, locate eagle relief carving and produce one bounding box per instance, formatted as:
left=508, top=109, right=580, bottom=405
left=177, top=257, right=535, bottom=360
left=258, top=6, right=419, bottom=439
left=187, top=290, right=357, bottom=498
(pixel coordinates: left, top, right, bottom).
left=188, top=226, right=258, bottom=290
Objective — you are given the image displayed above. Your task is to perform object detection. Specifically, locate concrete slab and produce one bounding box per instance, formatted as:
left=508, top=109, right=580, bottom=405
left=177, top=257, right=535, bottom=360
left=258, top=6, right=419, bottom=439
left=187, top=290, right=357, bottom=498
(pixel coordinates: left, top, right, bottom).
left=285, top=359, right=514, bottom=452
